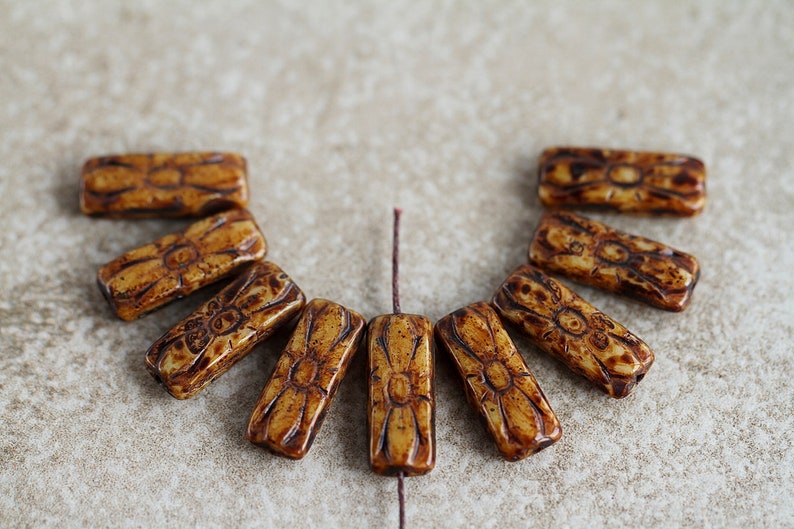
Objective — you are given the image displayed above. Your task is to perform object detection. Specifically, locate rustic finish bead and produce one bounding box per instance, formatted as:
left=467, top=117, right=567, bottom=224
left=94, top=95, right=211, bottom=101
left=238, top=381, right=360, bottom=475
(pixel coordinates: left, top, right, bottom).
left=538, top=147, right=706, bottom=216
left=368, top=313, right=435, bottom=476
left=97, top=209, right=267, bottom=321
left=434, top=302, right=561, bottom=461
left=492, top=264, right=654, bottom=398
left=145, top=261, right=306, bottom=400
left=246, top=298, right=367, bottom=459
left=80, top=152, right=248, bottom=218
left=529, top=211, right=701, bottom=311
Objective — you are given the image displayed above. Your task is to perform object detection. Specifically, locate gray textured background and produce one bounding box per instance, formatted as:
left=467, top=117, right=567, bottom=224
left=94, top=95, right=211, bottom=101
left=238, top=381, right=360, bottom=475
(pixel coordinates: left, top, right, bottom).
left=2, top=1, right=793, bottom=528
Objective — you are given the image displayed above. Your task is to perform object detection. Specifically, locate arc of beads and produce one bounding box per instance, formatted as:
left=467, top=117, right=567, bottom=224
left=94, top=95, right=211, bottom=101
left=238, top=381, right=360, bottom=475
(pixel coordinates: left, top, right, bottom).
left=86, top=145, right=704, bottom=528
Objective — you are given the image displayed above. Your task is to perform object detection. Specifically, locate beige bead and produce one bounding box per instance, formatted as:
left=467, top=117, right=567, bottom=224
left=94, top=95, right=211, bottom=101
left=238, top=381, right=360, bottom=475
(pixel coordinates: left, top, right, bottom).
left=97, top=209, right=266, bottom=321
left=145, top=261, right=305, bottom=399
left=529, top=211, right=701, bottom=311
left=246, top=299, right=367, bottom=459
left=435, top=302, right=561, bottom=461
left=80, top=152, right=248, bottom=218
left=492, top=264, right=654, bottom=398
left=538, top=147, right=706, bottom=216
left=368, top=313, right=435, bottom=476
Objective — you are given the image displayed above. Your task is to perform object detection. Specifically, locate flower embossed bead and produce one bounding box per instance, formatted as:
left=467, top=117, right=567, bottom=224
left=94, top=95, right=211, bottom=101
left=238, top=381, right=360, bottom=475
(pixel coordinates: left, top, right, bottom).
left=145, top=261, right=306, bottom=399
left=97, top=208, right=267, bottom=320
left=492, top=264, right=654, bottom=398
left=80, top=152, right=248, bottom=217
left=246, top=298, right=367, bottom=459
left=368, top=313, right=435, bottom=476
left=434, top=302, right=561, bottom=461
left=529, top=211, right=701, bottom=311
left=538, top=147, right=706, bottom=216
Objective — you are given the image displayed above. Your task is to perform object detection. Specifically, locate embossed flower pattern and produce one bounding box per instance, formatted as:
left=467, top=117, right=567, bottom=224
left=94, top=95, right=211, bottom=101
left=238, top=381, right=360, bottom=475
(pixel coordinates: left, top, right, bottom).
left=144, top=261, right=306, bottom=400
left=81, top=152, right=248, bottom=217
left=97, top=208, right=266, bottom=320
left=492, top=264, right=654, bottom=398
left=368, top=314, right=435, bottom=475
left=538, top=147, right=706, bottom=215
left=435, top=302, right=561, bottom=461
left=529, top=211, right=700, bottom=311
left=246, top=299, right=367, bottom=459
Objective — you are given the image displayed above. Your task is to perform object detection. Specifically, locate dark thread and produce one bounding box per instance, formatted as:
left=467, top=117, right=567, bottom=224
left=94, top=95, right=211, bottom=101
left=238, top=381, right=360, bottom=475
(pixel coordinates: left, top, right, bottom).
left=394, top=208, right=405, bottom=529
left=392, top=207, right=402, bottom=314
left=398, top=470, right=406, bottom=529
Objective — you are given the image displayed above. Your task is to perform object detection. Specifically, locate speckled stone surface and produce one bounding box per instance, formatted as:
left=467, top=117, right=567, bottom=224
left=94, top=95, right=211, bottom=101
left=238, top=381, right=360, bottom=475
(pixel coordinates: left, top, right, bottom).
left=1, top=1, right=792, bottom=528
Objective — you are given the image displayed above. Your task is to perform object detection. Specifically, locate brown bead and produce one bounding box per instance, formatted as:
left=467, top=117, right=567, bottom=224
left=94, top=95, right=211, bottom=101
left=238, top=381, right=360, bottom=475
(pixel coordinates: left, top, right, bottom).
left=80, top=152, right=248, bottom=218
left=529, top=211, right=701, bottom=311
left=538, top=147, right=706, bottom=216
left=368, top=313, right=435, bottom=476
left=246, top=298, right=367, bottom=459
left=97, top=209, right=267, bottom=321
left=492, top=264, right=654, bottom=398
left=145, top=261, right=305, bottom=399
left=434, top=302, right=561, bottom=461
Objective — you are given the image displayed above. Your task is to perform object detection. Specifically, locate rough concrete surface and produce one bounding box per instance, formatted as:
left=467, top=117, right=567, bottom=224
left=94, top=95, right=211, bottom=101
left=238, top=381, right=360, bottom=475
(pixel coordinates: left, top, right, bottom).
left=1, top=1, right=792, bottom=528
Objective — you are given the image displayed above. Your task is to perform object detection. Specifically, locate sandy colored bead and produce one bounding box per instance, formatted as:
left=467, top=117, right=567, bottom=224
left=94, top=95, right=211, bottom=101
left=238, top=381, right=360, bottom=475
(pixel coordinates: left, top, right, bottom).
left=492, top=264, right=654, bottom=398
left=538, top=147, right=706, bottom=216
left=97, top=209, right=267, bottom=321
left=529, top=211, right=701, bottom=311
left=434, top=302, right=561, bottom=461
left=246, top=299, right=367, bottom=459
left=145, top=261, right=305, bottom=399
left=368, top=313, right=435, bottom=476
left=80, top=152, right=248, bottom=218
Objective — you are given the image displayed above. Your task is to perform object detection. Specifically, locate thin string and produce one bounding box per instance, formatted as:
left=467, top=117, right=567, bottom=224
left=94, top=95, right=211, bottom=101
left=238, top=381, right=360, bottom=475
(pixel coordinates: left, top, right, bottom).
left=392, top=207, right=402, bottom=315
left=398, top=470, right=406, bottom=529
left=392, top=206, right=406, bottom=529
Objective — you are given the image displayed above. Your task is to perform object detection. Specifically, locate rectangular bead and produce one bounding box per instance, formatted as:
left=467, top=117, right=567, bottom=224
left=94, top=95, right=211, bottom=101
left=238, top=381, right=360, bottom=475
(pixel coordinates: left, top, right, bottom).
left=434, top=302, right=561, bottom=461
left=492, top=264, right=654, bottom=398
left=538, top=147, right=706, bottom=216
left=246, top=298, right=367, bottom=459
left=368, top=313, right=435, bottom=476
left=80, top=152, right=248, bottom=218
left=97, top=208, right=267, bottom=321
left=145, top=261, right=306, bottom=399
left=529, top=211, right=700, bottom=311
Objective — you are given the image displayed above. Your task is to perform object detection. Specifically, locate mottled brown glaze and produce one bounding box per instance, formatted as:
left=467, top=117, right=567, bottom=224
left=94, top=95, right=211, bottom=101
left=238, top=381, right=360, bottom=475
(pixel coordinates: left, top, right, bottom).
left=145, top=262, right=305, bottom=399
left=538, top=147, right=706, bottom=216
left=246, top=299, right=367, bottom=459
left=97, top=209, right=267, bottom=321
left=529, top=211, right=701, bottom=311
left=492, top=264, right=654, bottom=398
left=80, top=152, right=248, bottom=217
left=434, top=302, right=561, bottom=461
left=368, top=314, right=435, bottom=476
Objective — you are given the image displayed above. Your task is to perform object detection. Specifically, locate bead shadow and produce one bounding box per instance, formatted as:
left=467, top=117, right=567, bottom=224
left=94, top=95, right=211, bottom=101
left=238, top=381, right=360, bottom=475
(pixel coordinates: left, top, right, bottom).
left=221, top=324, right=295, bottom=450
left=493, top=153, right=545, bottom=277
left=121, top=280, right=232, bottom=397
left=126, top=344, right=170, bottom=400
left=333, top=337, right=370, bottom=473
left=433, top=337, right=505, bottom=463
left=512, top=152, right=543, bottom=211
left=53, top=161, right=83, bottom=217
